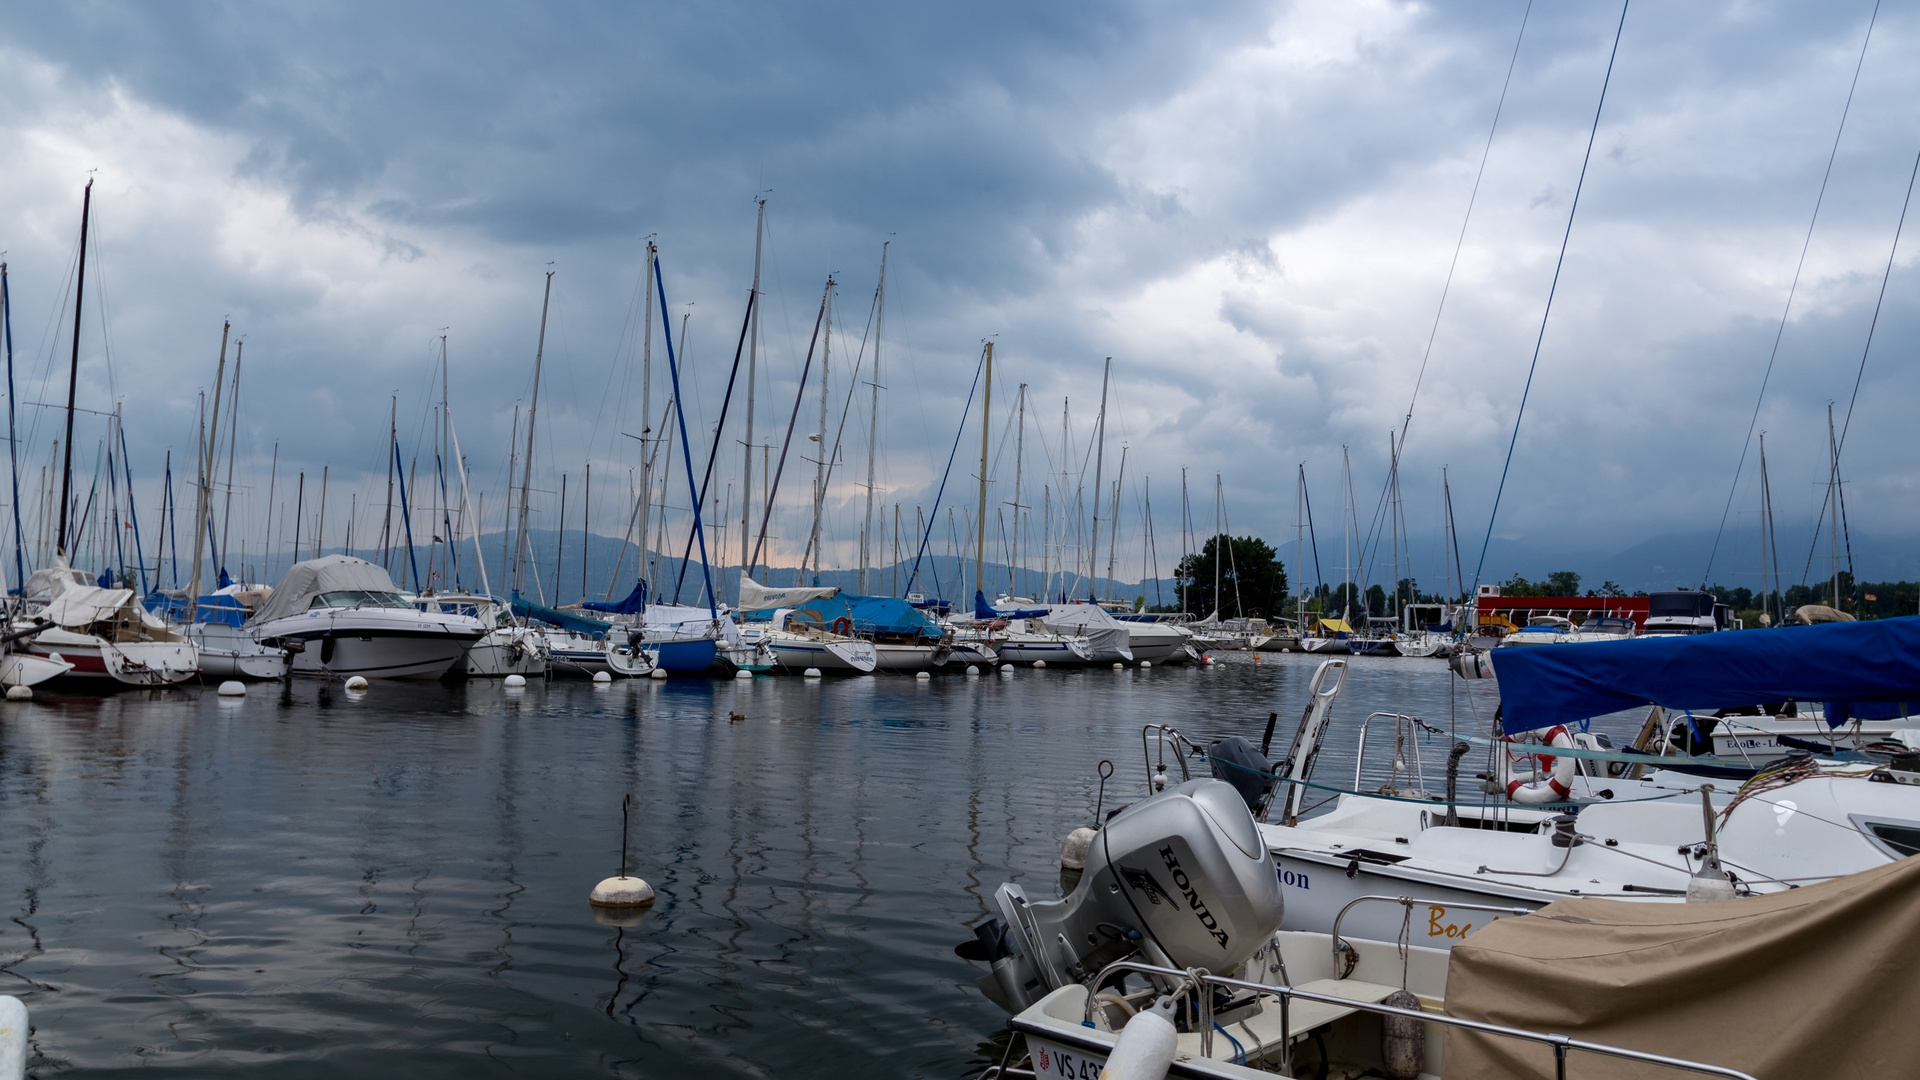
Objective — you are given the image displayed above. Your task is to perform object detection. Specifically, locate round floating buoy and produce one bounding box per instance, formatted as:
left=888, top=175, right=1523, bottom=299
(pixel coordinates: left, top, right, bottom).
left=1139, top=660, right=1151, bottom=669
left=965, top=665, right=980, bottom=676
left=915, top=671, right=931, bottom=680
left=344, top=676, right=369, bottom=691
left=1060, top=826, right=1097, bottom=871
left=1202, top=655, right=1215, bottom=666
left=1033, top=659, right=1047, bottom=669
left=592, top=671, right=613, bottom=684
left=589, top=875, right=656, bottom=908
left=804, top=668, right=823, bottom=679
left=999, top=664, right=1014, bottom=675
left=5, top=685, right=30, bottom=701
left=734, top=669, right=753, bottom=680
left=1112, top=662, right=1124, bottom=670
left=217, top=680, right=246, bottom=696
left=650, top=668, right=669, bottom=680
left=504, top=674, right=527, bottom=688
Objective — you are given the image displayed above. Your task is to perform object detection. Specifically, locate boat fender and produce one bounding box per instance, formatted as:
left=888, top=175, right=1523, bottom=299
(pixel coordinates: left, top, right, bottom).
left=1380, top=988, right=1424, bottom=1080
left=1099, top=994, right=1178, bottom=1080
left=830, top=617, right=853, bottom=636
left=1505, top=725, right=1576, bottom=803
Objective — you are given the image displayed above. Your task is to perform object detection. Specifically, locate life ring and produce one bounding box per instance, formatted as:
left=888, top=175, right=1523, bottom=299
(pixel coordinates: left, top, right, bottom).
left=1503, top=725, right=1577, bottom=803
left=830, top=616, right=854, bottom=636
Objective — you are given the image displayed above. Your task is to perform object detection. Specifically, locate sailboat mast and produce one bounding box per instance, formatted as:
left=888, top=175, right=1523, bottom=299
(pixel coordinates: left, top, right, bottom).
left=807, top=277, right=834, bottom=580
left=637, top=245, right=655, bottom=591
left=187, top=318, right=229, bottom=618
left=1213, top=474, right=1223, bottom=620
left=974, top=342, right=994, bottom=599
left=1104, top=446, right=1125, bottom=602
left=1, top=261, right=23, bottom=589
left=1010, top=382, right=1026, bottom=598
left=513, top=270, right=554, bottom=597
left=740, top=199, right=765, bottom=578
left=218, top=342, right=243, bottom=576
left=58, top=180, right=95, bottom=564
left=1087, top=358, right=1110, bottom=596
left=860, top=241, right=887, bottom=594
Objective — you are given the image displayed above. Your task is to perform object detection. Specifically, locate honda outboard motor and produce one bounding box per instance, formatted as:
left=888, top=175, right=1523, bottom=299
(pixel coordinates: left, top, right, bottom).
left=958, top=778, right=1283, bottom=1013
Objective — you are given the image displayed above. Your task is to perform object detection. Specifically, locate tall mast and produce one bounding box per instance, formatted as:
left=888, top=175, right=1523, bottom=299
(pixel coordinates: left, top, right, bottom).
left=2, top=261, right=23, bottom=589
left=974, top=341, right=994, bottom=600
left=638, top=242, right=655, bottom=587
left=1213, top=474, right=1223, bottom=620
left=513, top=270, right=554, bottom=596
left=1087, top=358, right=1110, bottom=596
left=1294, top=465, right=1305, bottom=624
left=218, top=342, right=243, bottom=577
left=1105, top=447, right=1126, bottom=602
left=806, top=277, right=834, bottom=580
left=740, top=199, right=765, bottom=578
left=1010, top=382, right=1027, bottom=598
left=382, top=394, right=396, bottom=567
left=860, top=241, right=887, bottom=594
left=57, top=179, right=95, bottom=565
left=187, top=318, right=229, bottom=618
left=1758, top=434, right=1779, bottom=625
left=1182, top=467, right=1191, bottom=616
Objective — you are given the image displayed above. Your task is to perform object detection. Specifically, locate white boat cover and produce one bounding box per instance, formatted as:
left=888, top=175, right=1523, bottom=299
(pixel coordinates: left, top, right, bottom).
left=738, top=576, right=838, bottom=611
left=1444, top=852, right=1920, bottom=1078
left=1041, top=604, right=1132, bottom=661
left=642, top=602, right=745, bottom=647
left=42, top=586, right=136, bottom=628
left=251, top=555, right=402, bottom=625
left=22, top=564, right=91, bottom=601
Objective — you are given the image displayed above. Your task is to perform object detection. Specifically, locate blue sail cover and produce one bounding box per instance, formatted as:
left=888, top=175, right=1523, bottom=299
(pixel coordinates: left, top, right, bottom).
left=510, top=592, right=612, bottom=637
left=584, top=579, right=647, bottom=615
left=144, top=591, right=253, bottom=628
left=1492, top=618, right=1920, bottom=732
left=974, top=589, right=1048, bottom=621
left=744, top=593, right=942, bottom=639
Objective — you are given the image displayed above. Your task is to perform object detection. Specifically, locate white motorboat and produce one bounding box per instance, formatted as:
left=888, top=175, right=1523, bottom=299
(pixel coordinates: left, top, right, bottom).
left=1113, top=614, right=1195, bottom=665
left=416, top=594, right=547, bottom=677
left=602, top=632, right=659, bottom=677
left=249, top=556, right=486, bottom=680
left=190, top=623, right=289, bottom=680
left=1496, top=614, right=1579, bottom=646
left=1040, top=603, right=1133, bottom=664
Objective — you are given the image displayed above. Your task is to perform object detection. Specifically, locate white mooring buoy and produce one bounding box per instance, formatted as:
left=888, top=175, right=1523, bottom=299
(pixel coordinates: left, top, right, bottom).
left=650, top=668, right=669, bottom=679
left=804, top=668, right=823, bottom=679
left=590, top=795, right=656, bottom=924
left=915, top=671, right=931, bottom=680
left=344, top=675, right=369, bottom=691
left=734, top=669, right=753, bottom=680
left=1032, top=659, right=1047, bottom=669
left=592, top=670, right=613, bottom=684
left=966, top=665, right=980, bottom=676
left=504, top=674, right=527, bottom=688
left=1112, top=662, right=1124, bottom=670
left=217, top=681, right=246, bottom=696
left=4, top=685, right=29, bottom=701
left=0, top=993, right=26, bottom=1078
left=1139, top=660, right=1151, bottom=669
left=999, top=663, right=1014, bottom=674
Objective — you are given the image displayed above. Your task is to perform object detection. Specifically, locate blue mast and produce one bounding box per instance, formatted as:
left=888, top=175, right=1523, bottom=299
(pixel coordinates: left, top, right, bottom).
left=652, top=245, right=718, bottom=618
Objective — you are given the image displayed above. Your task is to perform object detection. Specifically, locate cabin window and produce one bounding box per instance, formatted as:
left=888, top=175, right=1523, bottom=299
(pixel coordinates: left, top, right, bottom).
left=1853, top=816, right=1920, bottom=859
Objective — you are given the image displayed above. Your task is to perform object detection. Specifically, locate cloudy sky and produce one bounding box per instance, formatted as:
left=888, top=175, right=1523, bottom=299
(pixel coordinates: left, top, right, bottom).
left=0, top=0, right=1915, bottom=597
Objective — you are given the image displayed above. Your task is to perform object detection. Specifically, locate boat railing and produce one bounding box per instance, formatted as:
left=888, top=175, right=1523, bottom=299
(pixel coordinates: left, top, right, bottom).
left=1140, top=723, right=1203, bottom=795
left=1081, top=958, right=1759, bottom=1080
left=1353, top=712, right=1441, bottom=796
left=1328, top=894, right=1532, bottom=976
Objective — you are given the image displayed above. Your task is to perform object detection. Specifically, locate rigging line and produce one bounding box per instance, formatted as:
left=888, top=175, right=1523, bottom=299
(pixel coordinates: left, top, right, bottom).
left=1796, top=142, right=1920, bottom=588
left=1360, top=0, right=1534, bottom=577
left=1471, top=0, right=1629, bottom=592
left=1700, top=0, right=1882, bottom=588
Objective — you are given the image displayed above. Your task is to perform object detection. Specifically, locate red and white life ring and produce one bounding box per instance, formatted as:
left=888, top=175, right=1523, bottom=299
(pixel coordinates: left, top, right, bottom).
left=1504, top=725, right=1577, bottom=803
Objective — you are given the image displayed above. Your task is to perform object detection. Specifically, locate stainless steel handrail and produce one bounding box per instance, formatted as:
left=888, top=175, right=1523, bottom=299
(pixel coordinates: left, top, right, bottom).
left=1327, top=894, right=1533, bottom=976
left=1353, top=712, right=1430, bottom=794
left=1078, top=958, right=1758, bottom=1080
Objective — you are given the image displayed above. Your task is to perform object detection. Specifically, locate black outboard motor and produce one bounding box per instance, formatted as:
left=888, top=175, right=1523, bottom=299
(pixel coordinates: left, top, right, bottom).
left=1208, top=736, right=1274, bottom=811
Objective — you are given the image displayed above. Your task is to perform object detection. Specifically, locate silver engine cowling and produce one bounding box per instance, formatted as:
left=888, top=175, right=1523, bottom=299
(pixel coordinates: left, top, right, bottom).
left=963, top=779, right=1283, bottom=1012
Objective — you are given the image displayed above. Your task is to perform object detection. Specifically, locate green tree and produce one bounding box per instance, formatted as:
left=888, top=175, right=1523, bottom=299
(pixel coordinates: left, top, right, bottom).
left=1546, top=570, right=1581, bottom=596
left=1175, top=535, right=1288, bottom=618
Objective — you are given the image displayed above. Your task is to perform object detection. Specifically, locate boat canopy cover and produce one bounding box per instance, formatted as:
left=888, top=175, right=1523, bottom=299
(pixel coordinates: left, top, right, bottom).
left=583, top=579, right=647, bottom=615
left=975, top=590, right=1048, bottom=621
left=251, top=556, right=403, bottom=625
left=752, top=594, right=941, bottom=639
left=640, top=603, right=742, bottom=646
left=1444, top=851, right=1920, bottom=1079
left=738, top=576, right=838, bottom=611
left=21, top=564, right=91, bottom=601
left=1492, top=617, right=1920, bottom=731
left=1316, top=618, right=1354, bottom=634
left=43, top=586, right=135, bottom=628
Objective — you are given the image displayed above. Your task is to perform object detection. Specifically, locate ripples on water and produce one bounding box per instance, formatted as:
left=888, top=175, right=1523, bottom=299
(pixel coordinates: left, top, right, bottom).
left=0, top=653, right=1516, bottom=1077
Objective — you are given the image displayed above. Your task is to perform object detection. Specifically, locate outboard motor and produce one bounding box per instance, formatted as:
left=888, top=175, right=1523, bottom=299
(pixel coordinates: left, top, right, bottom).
left=958, top=778, right=1283, bottom=1013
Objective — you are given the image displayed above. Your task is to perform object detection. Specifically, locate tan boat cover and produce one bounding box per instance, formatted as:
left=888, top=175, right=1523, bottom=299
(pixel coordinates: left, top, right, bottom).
left=1444, top=853, right=1920, bottom=1078
left=251, top=555, right=401, bottom=624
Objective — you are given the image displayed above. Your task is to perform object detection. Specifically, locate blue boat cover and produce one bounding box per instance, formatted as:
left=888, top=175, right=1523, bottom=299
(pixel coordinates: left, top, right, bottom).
left=743, top=593, right=942, bottom=639
left=1492, top=618, right=1920, bottom=732
left=144, top=592, right=252, bottom=628
left=510, top=592, right=611, bottom=637
left=974, top=589, right=1048, bottom=621
left=584, top=579, right=647, bottom=615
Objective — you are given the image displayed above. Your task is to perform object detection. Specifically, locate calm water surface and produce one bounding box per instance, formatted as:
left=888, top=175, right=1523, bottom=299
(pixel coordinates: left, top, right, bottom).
left=0, top=652, right=1506, bottom=1078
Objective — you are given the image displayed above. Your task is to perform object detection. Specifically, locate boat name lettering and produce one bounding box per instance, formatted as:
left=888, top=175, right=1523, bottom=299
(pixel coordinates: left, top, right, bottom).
left=1032, top=1040, right=1101, bottom=1079
left=1278, top=865, right=1309, bottom=890
left=1159, top=845, right=1230, bottom=948
left=1428, top=904, right=1500, bottom=940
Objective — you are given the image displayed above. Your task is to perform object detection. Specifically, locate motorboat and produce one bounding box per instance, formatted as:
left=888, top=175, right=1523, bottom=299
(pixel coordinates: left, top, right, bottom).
left=1496, top=614, right=1577, bottom=646
left=20, top=562, right=199, bottom=687
left=1112, top=612, right=1197, bottom=665
left=415, top=594, right=547, bottom=677
left=249, top=556, right=486, bottom=680
left=1040, top=602, right=1133, bottom=664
